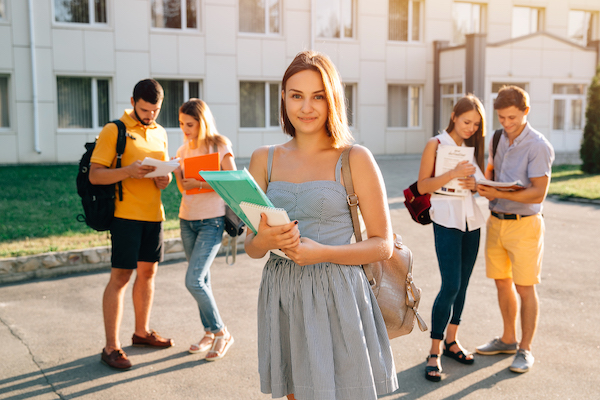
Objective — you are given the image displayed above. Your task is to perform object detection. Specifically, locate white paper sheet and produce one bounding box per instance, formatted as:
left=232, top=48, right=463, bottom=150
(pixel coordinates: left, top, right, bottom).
left=434, top=145, right=474, bottom=196
left=141, top=157, right=180, bottom=178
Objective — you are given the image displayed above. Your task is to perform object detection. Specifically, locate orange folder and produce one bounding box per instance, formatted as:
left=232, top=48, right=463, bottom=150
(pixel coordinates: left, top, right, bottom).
left=183, top=153, right=220, bottom=195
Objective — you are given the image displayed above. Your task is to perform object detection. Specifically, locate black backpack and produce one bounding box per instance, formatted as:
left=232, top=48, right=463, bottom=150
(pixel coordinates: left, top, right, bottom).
left=76, top=120, right=127, bottom=231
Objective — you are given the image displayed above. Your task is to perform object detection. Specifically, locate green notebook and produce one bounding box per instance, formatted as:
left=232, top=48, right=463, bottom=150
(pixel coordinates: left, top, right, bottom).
left=199, top=168, right=275, bottom=232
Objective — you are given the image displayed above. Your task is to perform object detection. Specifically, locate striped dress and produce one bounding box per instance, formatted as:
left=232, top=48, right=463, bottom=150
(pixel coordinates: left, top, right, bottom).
left=257, top=147, right=399, bottom=400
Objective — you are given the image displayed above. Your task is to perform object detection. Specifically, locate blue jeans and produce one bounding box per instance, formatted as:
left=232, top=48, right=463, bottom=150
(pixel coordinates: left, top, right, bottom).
left=430, top=223, right=480, bottom=340
left=180, top=217, right=225, bottom=333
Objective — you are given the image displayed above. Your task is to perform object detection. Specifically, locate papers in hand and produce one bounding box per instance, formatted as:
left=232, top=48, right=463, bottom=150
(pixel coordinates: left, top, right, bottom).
left=434, top=145, right=474, bottom=196
left=477, top=179, right=525, bottom=191
left=141, top=157, right=180, bottom=178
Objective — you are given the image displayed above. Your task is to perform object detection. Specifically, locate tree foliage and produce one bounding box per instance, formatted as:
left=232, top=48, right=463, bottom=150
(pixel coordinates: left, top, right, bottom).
left=581, top=66, right=600, bottom=174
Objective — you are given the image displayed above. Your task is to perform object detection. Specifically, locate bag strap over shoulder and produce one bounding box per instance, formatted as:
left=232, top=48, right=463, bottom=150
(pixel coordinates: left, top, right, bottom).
left=341, top=146, right=376, bottom=285
left=112, top=119, right=127, bottom=201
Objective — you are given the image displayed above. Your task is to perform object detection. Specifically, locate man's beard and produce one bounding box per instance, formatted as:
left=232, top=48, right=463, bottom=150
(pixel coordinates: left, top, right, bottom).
left=134, top=107, right=152, bottom=126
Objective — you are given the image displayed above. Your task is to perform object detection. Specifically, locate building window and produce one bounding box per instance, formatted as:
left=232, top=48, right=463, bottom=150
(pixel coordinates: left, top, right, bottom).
left=57, top=77, right=110, bottom=129
left=389, top=0, right=421, bottom=42
left=344, top=83, right=355, bottom=127
left=316, top=0, right=354, bottom=39
left=568, top=10, right=596, bottom=47
left=239, top=0, right=280, bottom=34
left=388, top=84, right=421, bottom=128
left=552, top=84, right=586, bottom=131
left=155, top=79, right=201, bottom=128
left=512, top=6, right=542, bottom=38
left=240, top=82, right=280, bottom=128
left=452, top=2, right=485, bottom=45
left=490, top=82, right=528, bottom=130
left=0, top=76, right=9, bottom=128
left=54, top=0, right=107, bottom=24
left=151, top=0, right=198, bottom=29
left=440, top=83, right=463, bottom=129
left=0, top=0, right=5, bottom=20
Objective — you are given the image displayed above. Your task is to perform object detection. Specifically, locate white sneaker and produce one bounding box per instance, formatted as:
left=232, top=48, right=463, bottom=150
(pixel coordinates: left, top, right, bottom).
left=509, top=349, right=534, bottom=373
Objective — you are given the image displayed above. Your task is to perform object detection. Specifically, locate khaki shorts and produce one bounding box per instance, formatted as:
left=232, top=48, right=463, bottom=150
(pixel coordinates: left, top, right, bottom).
left=485, top=213, right=544, bottom=286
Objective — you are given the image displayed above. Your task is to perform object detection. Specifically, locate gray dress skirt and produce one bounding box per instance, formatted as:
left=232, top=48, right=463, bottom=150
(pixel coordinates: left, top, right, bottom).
left=257, top=149, right=399, bottom=400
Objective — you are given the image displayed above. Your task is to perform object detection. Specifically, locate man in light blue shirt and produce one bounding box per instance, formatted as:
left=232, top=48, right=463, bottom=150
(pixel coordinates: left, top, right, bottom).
left=476, top=86, right=555, bottom=374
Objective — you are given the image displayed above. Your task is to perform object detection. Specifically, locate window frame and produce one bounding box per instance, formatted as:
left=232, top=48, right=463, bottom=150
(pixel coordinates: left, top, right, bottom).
left=56, top=76, right=111, bottom=131
left=440, top=82, right=464, bottom=130
left=154, top=78, right=203, bottom=128
left=568, top=9, right=597, bottom=47
left=511, top=5, right=543, bottom=38
left=452, top=2, right=487, bottom=45
left=550, top=84, right=586, bottom=133
left=239, top=81, right=281, bottom=130
left=0, top=0, right=7, bottom=21
left=315, top=0, right=355, bottom=40
left=343, top=83, right=356, bottom=127
left=150, top=0, right=201, bottom=31
left=388, top=0, right=422, bottom=43
left=387, top=84, right=422, bottom=129
left=0, top=74, right=10, bottom=129
left=238, top=0, right=281, bottom=35
left=52, top=0, right=108, bottom=26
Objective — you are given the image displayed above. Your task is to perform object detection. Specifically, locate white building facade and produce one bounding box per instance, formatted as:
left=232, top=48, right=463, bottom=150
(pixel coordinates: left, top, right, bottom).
left=0, top=0, right=598, bottom=164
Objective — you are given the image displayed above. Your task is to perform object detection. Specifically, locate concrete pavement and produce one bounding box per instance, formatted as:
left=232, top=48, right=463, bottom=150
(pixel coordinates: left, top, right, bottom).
left=1, top=156, right=599, bottom=400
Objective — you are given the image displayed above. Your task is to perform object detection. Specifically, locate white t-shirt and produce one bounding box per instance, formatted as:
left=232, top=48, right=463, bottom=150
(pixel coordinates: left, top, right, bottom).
left=429, top=131, right=486, bottom=232
left=176, top=140, right=234, bottom=221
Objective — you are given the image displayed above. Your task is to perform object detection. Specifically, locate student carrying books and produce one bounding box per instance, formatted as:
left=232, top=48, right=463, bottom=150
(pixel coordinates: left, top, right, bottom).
left=173, top=99, right=235, bottom=361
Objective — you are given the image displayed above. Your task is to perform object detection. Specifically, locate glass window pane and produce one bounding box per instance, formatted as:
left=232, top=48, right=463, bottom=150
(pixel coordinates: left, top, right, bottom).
left=571, top=99, right=583, bottom=130
left=155, top=79, right=183, bottom=128
left=457, top=82, right=463, bottom=93
left=553, top=99, right=565, bottom=130
left=0, top=76, right=9, bottom=127
left=95, top=0, right=107, bottom=23
left=410, top=86, right=420, bottom=127
left=492, top=82, right=527, bottom=93
left=316, top=0, right=341, bottom=38
left=55, top=0, right=89, bottom=23
left=240, top=0, right=265, bottom=33
left=452, top=2, right=471, bottom=44
left=57, top=77, right=92, bottom=128
left=269, top=83, right=280, bottom=127
left=97, top=79, right=110, bottom=127
left=189, top=81, right=200, bottom=99
left=442, top=84, right=454, bottom=95
left=389, top=0, right=408, bottom=41
left=388, top=85, right=408, bottom=127
left=512, top=6, right=535, bottom=38
left=152, top=0, right=182, bottom=29
left=186, top=0, right=197, bottom=29
left=568, top=10, right=592, bottom=46
left=344, top=84, right=353, bottom=126
left=412, top=0, right=420, bottom=41
left=342, top=0, right=353, bottom=38
left=0, top=1, right=5, bottom=19
left=269, top=0, right=280, bottom=34
left=240, top=82, right=265, bottom=128
left=441, top=98, right=455, bottom=129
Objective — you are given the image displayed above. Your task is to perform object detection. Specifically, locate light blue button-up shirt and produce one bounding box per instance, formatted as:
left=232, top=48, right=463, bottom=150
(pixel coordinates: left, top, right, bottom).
left=489, top=122, right=555, bottom=215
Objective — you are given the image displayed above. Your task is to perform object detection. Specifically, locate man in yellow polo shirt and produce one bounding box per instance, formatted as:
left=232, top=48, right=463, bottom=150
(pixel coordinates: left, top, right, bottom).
left=90, top=79, right=173, bottom=370
left=476, top=86, right=554, bottom=374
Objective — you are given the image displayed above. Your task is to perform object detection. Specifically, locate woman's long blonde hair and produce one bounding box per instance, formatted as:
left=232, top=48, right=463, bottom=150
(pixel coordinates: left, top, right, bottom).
left=179, top=99, right=228, bottom=150
left=280, top=50, right=354, bottom=148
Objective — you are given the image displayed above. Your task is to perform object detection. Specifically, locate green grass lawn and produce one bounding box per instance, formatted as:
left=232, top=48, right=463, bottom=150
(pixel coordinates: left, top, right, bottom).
left=0, top=163, right=598, bottom=258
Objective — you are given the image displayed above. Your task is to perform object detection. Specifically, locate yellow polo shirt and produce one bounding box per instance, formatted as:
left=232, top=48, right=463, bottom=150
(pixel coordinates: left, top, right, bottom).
left=91, top=110, right=169, bottom=222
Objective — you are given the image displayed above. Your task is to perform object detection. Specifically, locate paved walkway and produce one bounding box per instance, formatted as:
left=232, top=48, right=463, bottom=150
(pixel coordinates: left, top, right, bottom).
left=1, top=156, right=599, bottom=399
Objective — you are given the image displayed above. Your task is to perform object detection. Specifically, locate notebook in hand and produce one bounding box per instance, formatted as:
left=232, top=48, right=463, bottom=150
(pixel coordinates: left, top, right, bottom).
left=239, top=201, right=290, bottom=233
left=239, top=202, right=292, bottom=259
left=183, top=153, right=220, bottom=195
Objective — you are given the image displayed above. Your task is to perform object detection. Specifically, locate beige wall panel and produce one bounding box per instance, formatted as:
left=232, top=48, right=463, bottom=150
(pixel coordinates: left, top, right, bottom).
left=237, top=38, right=262, bottom=76
left=114, top=0, right=149, bottom=52
left=150, top=34, right=178, bottom=74
left=0, top=26, right=13, bottom=68
left=52, top=30, right=84, bottom=71
left=0, top=134, right=18, bottom=163
left=262, top=39, right=286, bottom=77
left=178, top=35, right=205, bottom=75
left=205, top=4, right=235, bottom=55
left=205, top=55, right=236, bottom=104
left=84, top=30, right=115, bottom=72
